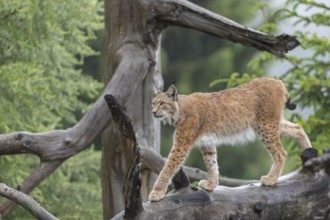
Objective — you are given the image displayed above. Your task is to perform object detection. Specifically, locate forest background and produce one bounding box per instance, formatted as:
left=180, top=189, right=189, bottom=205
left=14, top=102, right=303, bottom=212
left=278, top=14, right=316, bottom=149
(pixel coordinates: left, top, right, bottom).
left=0, top=0, right=329, bottom=219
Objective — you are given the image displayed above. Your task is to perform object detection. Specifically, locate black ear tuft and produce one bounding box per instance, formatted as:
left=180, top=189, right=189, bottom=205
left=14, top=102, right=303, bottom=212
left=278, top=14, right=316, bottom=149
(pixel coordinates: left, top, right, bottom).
left=166, top=84, right=177, bottom=100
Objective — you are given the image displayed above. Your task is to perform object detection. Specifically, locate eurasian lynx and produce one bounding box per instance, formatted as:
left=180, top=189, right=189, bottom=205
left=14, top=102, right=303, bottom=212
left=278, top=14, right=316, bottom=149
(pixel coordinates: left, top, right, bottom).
left=149, top=77, right=312, bottom=202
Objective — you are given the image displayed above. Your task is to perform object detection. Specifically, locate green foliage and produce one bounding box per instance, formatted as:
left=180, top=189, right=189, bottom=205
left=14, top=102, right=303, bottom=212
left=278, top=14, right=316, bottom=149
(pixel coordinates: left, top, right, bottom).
left=0, top=0, right=104, bottom=218
left=261, top=0, right=329, bottom=152
left=0, top=63, right=102, bottom=132
left=3, top=147, right=102, bottom=220
left=0, top=0, right=103, bottom=132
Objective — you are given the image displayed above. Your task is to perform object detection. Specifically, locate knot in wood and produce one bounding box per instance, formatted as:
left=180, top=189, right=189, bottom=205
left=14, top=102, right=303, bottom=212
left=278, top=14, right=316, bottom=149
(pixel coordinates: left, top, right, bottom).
left=172, top=168, right=190, bottom=189
left=23, top=140, right=33, bottom=147
left=254, top=202, right=264, bottom=213
left=301, top=148, right=318, bottom=165
left=64, top=137, right=72, bottom=145
left=14, top=133, right=24, bottom=141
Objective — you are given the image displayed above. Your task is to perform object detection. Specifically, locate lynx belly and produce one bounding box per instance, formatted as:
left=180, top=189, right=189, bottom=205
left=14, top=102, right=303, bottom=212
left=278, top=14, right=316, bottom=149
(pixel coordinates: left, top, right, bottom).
left=194, top=126, right=256, bottom=147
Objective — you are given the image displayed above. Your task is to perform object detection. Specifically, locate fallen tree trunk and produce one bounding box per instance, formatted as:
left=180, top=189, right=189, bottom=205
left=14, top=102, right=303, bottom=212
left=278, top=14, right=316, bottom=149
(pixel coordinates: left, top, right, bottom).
left=113, top=165, right=330, bottom=220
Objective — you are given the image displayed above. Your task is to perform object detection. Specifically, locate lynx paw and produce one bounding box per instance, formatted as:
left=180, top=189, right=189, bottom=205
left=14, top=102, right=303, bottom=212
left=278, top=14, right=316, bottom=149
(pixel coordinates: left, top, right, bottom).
left=198, top=179, right=217, bottom=191
left=149, top=190, right=165, bottom=202
left=260, top=175, right=277, bottom=186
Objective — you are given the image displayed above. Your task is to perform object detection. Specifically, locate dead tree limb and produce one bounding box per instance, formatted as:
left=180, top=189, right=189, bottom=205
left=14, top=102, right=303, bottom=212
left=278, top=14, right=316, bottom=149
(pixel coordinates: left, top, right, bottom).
left=0, top=183, right=58, bottom=220
left=113, top=163, right=330, bottom=220
left=0, top=161, right=63, bottom=216
left=150, top=0, right=300, bottom=58
left=104, top=94, right=143, bottom=219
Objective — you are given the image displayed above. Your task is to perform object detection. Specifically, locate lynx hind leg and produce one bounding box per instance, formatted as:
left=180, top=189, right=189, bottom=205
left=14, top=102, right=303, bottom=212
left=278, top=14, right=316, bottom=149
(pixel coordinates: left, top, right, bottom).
left=261, top=139, right=287, bottom=186
left=280, top=120, right=312, bottom=149
left=199, top=146, right=219, bottom=191
left=257, top=123, right=287, bottom=186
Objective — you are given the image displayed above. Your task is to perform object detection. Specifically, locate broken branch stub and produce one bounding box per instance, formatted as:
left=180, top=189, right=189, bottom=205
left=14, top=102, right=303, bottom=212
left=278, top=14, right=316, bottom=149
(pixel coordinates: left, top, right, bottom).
left=104, top=94, right=143, bottom=219
left=171, top=167, right=190, bottom=190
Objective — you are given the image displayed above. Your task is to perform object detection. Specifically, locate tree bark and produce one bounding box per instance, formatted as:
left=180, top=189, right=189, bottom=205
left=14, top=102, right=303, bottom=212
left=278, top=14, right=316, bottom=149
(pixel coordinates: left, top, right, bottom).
left=104, top=95, right=143, bottom=219
left=101, top=0, right=164, bottom=217
left=113, top=155, right=330, bottom=220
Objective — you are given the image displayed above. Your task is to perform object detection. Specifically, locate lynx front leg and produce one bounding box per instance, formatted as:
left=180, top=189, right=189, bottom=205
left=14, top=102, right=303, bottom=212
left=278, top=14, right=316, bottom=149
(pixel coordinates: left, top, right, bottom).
left=149, top=143, right=192, bottom=201
left=199, top=146, right=219, bottom=191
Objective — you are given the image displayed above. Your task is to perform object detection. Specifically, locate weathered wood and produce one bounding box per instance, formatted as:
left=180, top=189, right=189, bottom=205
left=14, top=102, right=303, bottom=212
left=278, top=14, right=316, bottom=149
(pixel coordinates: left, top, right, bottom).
left=113, top=167, right=330, bottom=220
left=171, top=168, right=190, bottom=190
left=301, top=148, right=318, bottom=165
left=0, top=161, right=63, bottom=216
left=102, top=0, right=163, bottom=217
left=0, top=183, right=58, bottom=220
left=304, top=149, right=330, bottom=176
left=104, top=95, right=143, bottom=219
left=150, top=0, right=300, bottom=58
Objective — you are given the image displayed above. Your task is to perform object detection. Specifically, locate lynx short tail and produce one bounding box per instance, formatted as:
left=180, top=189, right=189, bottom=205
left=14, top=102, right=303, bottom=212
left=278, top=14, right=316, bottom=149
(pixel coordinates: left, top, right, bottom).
left=286, top=97, right=296, bottom=110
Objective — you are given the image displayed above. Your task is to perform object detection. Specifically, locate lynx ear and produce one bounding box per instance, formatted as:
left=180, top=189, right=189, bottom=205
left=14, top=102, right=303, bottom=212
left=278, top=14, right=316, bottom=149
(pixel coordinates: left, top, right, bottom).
left=166, top=84, right=177, bottom=100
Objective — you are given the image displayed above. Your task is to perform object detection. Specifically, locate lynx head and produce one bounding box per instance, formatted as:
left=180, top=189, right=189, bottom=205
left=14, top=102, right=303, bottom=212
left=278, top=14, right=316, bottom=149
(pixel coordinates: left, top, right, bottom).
left=152, top=84, right=179, bottom=126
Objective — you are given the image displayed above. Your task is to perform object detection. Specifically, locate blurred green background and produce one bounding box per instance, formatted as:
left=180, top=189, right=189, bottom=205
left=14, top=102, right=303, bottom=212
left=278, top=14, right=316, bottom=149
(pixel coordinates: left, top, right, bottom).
left=0, top=0, right=329, bottom=219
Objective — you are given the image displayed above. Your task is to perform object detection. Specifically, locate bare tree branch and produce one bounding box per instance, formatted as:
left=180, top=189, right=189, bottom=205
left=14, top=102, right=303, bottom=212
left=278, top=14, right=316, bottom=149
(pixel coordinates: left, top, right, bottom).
left=0, top=161, right=63, bottom=216
left=150, top=0, right=299, bottom=58
left=0, top=183, right=58, bottom=220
